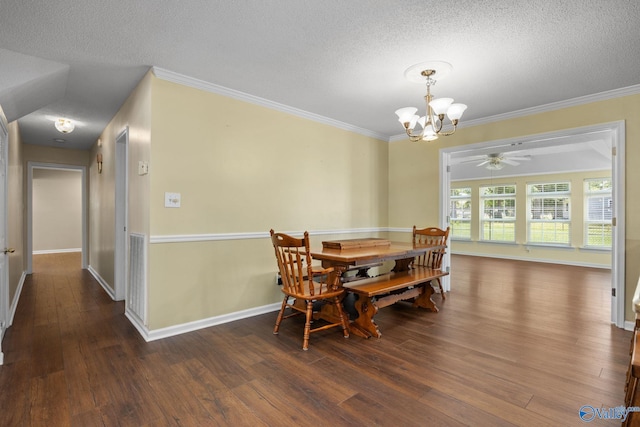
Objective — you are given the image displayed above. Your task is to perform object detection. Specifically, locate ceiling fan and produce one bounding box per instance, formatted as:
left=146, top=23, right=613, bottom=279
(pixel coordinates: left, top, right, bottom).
left=458, top=153, right=532, bottom=170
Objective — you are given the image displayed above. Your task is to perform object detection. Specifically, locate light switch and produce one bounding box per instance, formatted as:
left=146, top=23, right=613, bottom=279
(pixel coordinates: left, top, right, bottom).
left=138, top=161, right=149, bottom=175
left=164, top=192, right=181, bottom=208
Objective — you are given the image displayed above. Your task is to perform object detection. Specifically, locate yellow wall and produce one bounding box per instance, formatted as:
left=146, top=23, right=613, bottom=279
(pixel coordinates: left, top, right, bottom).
left=90, top=72, right=152, bottom=293
left=22, top=144, right=90, bottom=167
left=146, top=77, right=388, bottom=329
left=451, top=170, right=611, bottom=267
left=389, top=93, right=640, bottom=321
left=91, top=72, right=639, bottom=330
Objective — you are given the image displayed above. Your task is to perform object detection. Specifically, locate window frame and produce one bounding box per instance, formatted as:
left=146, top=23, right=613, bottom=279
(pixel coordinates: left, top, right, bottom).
left=527, top=181, right=571, bottom=246
left=450, top=187, right=472, bottom=240
left=584, top=177, right=612, bottom=248
left=479, top=184, right=516, bottom=243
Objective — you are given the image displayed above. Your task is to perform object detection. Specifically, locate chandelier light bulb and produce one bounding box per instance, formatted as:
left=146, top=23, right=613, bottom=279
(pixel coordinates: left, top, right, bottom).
left=447, top=103, right=468, bottom=121
left=395, top=107, right=418, bottom=126
left=429, top=98, right=454, bottom=115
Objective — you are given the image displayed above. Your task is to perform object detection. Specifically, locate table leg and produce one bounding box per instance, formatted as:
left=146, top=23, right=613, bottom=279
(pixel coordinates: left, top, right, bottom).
left=314, top=267, right=350, bottom=324
left=315, top=297, right=345, bottom=324
left=350, top=296, right=381, bottom=338
left=413, top=284, right=439, bottom=312
left=392, top=257, right=414, bottom=272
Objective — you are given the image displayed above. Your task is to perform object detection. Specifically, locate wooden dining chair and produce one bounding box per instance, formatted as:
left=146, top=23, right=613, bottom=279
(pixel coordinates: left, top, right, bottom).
left=412, top=226, right=450, bottom=299
left=270, top=229, right=350, bottom=350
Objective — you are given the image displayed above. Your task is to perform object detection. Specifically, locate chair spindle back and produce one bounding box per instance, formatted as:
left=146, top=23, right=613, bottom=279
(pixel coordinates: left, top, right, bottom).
left=271, top=230, right=318, bottom=297
left=412, top=226, right=450, bottom=269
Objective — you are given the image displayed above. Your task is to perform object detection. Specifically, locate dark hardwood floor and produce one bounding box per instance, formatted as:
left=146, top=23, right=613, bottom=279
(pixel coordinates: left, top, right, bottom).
left=0, top=252, right=630, bottom=426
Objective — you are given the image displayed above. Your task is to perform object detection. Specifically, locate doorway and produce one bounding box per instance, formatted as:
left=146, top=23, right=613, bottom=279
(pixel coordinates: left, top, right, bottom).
left=114, top=128, right=129, bottom=301
left=440, top=121, right=625, bottom=328
left=26, top=162, right=88, bottom=274
left=31, top=168, right=83, bottom=257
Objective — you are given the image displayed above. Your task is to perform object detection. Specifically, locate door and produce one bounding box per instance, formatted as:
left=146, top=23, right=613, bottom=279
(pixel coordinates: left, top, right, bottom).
left=114, top=128, right=128, bottom=301
left=0, top=119, right=9, bottom=364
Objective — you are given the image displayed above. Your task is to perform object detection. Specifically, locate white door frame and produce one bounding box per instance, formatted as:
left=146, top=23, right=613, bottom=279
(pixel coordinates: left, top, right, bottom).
left=0, top=118, right=8, bottom=365
left=26, top=163, right=88, bottom=274
left=114, top=128, right=129, bottom=301
left=439, top=151, right=452, bottom=292
left=440, top=121, right=625, bottom=328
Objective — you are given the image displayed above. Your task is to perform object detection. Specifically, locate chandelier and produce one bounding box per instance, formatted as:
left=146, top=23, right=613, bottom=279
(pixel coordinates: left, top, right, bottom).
left=395, top=61, right=466, bottom=142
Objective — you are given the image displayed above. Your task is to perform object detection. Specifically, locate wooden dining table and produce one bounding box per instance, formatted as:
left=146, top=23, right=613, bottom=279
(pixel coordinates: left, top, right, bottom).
left=306, top=238, right=445, bottom=337
left=309, top=238, right=440, bottom=276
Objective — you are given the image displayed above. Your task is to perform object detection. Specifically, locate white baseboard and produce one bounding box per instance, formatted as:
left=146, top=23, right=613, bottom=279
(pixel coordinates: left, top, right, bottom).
left=33, top=248, right=82, bottom=255
left=87, top=265, right=116, bottom=300
left=132, top=302, right=282, bottom=342
left=9, top=271, right=27, bottom=327
left=1, top=270, right=27, bottom=366
left=451, top=250, right=611, bottom=270
left=89, top=262, right=280, bottom=342
left=625, top=320, right=636, bottom=331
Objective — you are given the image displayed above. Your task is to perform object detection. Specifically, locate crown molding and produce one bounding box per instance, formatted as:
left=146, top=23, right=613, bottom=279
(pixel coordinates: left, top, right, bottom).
left=152, top=67, right=387, bottom=141
left=152, top=67, right=640, bottom=144
left=389, top=84, right=640, bottom=143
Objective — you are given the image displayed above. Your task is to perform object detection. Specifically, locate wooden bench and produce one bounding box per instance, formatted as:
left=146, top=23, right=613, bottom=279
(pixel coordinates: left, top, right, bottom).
left=343, top=266, right=449, bottom=338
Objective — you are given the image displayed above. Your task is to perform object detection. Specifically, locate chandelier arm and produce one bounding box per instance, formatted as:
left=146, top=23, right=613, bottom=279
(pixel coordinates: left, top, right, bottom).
left=405, top=128, right=424, bottom=142
left=436, top=124, right=458, bottom=137
left=432, top=116, right=444, bottom=133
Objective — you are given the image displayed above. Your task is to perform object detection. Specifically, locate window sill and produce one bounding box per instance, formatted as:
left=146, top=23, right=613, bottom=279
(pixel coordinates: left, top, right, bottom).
left=579, top=246, right=612, bottom=252
left=477, top=240, right=518, bottom=246
left=524, top=242, right=573, bottom=250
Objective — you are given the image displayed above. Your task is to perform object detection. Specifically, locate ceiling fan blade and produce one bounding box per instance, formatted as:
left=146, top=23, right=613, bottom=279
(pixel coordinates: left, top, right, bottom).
left=501, top=159, right=520, bottom=166
left=476, top=160, right=490, bottom=167
left=452, top=155, right=488, bottom=165
left=505, top=155, right=531, bottom=161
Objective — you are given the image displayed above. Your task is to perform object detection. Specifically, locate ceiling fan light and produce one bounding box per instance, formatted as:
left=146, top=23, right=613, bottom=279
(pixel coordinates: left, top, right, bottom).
left=429, top=98, right=453, bottom=115
left=486, top=162, right=505, bottom=170
left=395, top=107, right=418, bottom=125
left=55, top=118, right=74, bottom=134
left=447, top=103, right=467, bottom=121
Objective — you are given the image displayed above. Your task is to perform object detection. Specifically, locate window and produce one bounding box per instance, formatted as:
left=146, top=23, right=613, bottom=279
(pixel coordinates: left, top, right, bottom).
left=527, top=182, right=570, bottom=245
left=480, top=185, right=516, bottom=242
left=584, top=178, right=612, bottom=248
left=450, top=187, right=471, bottom=239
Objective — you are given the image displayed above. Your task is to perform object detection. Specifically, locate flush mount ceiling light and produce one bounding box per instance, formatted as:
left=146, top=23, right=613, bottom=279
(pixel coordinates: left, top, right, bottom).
left=54, top=118, right=74, bottom=134
left=395, top=61, right=467, bottom=142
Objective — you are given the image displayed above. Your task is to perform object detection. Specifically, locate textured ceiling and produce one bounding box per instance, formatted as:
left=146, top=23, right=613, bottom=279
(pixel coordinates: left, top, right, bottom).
left=1, top=0, right=640, bottom=151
